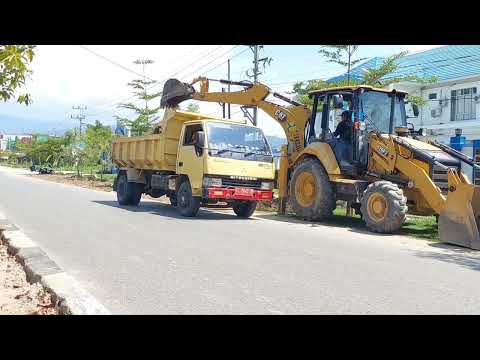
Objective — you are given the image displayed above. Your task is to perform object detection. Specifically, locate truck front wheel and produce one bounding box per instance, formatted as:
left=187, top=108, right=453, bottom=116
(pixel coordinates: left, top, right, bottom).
left=232, top=201, right=257, bottom=218
left=177, top=180, right=200, bottom=217
left=116, top=172, right=143, bottom=206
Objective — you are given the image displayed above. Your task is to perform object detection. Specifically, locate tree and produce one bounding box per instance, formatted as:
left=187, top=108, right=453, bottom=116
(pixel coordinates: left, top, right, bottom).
left=83, top=120, right=113, bottom=178
left=293, top=51, right=437, bottom=108
left=0, top=45, right=36, bottom=105
left=318, top=45, right=367, bottom=85
left=115, top=61, right=161, bottom=136
left=184, top=103, right=200, bottom=113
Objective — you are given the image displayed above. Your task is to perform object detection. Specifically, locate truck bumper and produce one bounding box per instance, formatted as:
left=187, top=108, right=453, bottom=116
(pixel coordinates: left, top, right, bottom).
left=205, top=187, right=273, bottom=201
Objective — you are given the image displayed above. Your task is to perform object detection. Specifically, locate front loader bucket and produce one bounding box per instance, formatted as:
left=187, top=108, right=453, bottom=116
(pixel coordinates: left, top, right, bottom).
left=438, top=170, right=480, bottom=250
left=160, top=79, right=195, bottom=108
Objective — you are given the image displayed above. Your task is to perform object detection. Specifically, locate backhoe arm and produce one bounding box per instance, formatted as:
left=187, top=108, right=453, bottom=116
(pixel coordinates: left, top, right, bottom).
left=162, top=77, right=311, bottom=157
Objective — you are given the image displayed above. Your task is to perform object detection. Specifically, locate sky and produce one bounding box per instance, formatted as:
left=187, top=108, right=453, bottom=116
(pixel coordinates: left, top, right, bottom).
left=0, top=45, right=442, bottom=138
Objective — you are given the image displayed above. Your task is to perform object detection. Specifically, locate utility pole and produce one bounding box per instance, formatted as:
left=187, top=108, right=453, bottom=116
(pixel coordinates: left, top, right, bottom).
left=227, top=59, right=231, bottom=119
left=246, top=45, right=273, bottom=126
left=71, top=105, right=87, bottom=135
left=133, top=59, right=154, bottom=111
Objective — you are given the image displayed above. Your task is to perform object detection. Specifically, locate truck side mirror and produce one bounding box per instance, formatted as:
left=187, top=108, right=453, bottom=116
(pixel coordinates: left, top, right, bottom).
left=194, top=131, right=205, bottom=153
left=412, top=103, right=419, bottom=117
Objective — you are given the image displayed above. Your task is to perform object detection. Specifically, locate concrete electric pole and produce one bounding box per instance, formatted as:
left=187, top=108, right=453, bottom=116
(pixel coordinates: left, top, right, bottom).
left=133, top=59, right=154, bottom=111
left=246, top=45, right=272, bottom=126
left=71, top=105, right=87, bottom=135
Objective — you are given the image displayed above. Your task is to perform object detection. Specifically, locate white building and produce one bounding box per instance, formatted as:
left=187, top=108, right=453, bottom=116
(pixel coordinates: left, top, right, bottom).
left=330, top=46, right=480, bottom=184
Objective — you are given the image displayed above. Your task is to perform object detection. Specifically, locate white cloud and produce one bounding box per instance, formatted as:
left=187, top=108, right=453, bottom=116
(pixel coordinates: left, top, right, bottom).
left=1, top=45, right=236, bottom=129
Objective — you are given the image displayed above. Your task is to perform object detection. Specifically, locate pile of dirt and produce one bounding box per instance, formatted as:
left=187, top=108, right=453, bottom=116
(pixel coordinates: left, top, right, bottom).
left=0, top=242, right=57, bottom=315
left=29, top=173, right=113, bottom=192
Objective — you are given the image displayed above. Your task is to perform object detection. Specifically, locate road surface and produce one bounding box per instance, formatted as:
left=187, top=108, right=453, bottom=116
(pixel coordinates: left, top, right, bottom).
left=1, top=166, right=480, bottom=314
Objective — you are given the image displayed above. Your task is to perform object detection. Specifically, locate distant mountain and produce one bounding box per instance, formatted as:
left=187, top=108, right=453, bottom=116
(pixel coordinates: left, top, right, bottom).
left=0, top=113, right=74, bottom=135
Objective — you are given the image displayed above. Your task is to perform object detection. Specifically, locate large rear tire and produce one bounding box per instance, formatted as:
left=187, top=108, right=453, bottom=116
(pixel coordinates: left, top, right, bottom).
left=116, top=172, right=143, bottom=206
left=289, top=158, right=335, bottom=221
left=177, top=180, right=200, bottom=217
left=360, top=181, right=407, bottom=233
left=232, top=201, right=257, bottom=218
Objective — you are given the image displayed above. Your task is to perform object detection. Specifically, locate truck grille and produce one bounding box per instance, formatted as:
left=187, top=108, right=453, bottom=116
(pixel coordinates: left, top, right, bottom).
left=221, top=177, right=263, bottom=189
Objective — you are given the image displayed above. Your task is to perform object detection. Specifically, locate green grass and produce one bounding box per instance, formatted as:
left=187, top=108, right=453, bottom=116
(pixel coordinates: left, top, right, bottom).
left=258, top=201, right=439, bottom=242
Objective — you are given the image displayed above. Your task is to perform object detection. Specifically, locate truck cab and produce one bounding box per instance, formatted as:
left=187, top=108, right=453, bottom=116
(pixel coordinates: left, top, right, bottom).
left=112, top=110, right=275, bottom=218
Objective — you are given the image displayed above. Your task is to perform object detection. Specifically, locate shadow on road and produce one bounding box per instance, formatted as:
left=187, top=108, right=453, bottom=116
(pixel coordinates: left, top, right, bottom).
left=409, top=243, right=480, bottom=271
left=92, top=200, right=256, bottom=221
left=254, top=213, right=440, bottom=239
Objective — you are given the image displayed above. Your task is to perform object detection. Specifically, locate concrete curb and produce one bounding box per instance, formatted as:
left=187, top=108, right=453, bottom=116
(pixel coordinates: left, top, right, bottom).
left=0, top=221, right=110, bottom=315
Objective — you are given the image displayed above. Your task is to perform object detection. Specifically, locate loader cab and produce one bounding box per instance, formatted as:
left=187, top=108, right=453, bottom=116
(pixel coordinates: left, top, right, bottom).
left=308, top=86, right=408, bottom=173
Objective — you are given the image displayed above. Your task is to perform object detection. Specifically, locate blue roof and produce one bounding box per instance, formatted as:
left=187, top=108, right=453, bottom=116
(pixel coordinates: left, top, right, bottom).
left=327, top=46, right=480, bottom=83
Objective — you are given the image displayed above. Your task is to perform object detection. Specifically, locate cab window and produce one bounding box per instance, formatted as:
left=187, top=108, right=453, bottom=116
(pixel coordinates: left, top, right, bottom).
left=183, top=124, right=203, bottom=146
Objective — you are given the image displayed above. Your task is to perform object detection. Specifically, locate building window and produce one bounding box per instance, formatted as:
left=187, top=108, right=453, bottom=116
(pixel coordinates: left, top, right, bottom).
left=451, top=87, right=477, bottom=121
left=428, top=93, right=437, bottom=100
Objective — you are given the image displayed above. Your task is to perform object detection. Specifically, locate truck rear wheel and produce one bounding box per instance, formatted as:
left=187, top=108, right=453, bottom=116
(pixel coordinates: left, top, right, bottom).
left=177, top=180, right=200, bottom=217
left=116, top=172, right=143, bottom=206
left=360, top=181, right=407, bottom=233
left=289, top=158, right=335, bottom=221
left=232, top=201, right=257, bottom=218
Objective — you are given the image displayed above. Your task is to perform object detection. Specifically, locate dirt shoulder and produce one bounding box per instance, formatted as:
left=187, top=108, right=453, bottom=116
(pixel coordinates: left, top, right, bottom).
left=0, top=239, right=57, bottom=315
left=28, top=173, right=114, bottom=192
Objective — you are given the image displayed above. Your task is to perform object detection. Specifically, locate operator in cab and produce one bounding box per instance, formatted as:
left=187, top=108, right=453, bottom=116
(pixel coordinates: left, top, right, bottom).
left=332, top=110, right=353, bottom=166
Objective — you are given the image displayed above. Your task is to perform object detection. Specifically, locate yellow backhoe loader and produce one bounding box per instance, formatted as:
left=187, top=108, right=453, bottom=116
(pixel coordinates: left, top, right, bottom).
left=160, top=77, right=480, bottom=250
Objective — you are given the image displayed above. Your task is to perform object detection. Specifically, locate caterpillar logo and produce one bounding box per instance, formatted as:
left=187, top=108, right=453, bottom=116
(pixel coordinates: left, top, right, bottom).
left=377, top=145, right=389, bottom=157
left=275, top=110, right=288, bottom=122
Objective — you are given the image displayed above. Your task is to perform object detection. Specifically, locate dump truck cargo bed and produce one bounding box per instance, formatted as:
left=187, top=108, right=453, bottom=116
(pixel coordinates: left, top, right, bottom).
left=111, top=109, right=233, bottom=171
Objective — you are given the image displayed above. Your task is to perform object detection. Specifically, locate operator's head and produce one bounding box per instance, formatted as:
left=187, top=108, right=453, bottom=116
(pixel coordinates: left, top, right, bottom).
left=341, top=110, right=352, bottom=122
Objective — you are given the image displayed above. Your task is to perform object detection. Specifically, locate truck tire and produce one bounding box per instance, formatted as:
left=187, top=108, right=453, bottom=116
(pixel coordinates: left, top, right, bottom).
left=360, top=181, right=407, bottom=233
left=169, top=194, right=178, bottom=206
left=232, top=201, right=257, bottom=218
left=289, top=158, right=335, bottom=221
left=116, top=172, right=143, bottom=206
left=177, top=180, right=200, bottom=217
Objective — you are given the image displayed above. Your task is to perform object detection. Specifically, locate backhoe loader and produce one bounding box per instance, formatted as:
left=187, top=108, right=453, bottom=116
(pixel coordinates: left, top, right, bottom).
left=160, top=77, right=480, bottom=250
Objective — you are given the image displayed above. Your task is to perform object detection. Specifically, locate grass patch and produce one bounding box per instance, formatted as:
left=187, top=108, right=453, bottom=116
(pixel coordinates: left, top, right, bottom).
left=257, top=199, right=439, bottom=242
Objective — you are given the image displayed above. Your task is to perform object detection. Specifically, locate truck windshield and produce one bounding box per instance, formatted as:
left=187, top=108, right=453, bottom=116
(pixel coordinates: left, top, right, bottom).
left=206, top=122, right=273, bottom=162
left=358, top=91, right=406, bottom=134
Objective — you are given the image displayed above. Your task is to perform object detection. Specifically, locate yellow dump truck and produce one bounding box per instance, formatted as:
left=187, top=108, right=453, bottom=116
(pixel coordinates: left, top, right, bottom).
left=111, top=109, right=275, bottom=217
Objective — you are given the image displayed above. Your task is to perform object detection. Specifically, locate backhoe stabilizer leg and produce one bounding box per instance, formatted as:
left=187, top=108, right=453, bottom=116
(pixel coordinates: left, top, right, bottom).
left=277, top=145, right=289, bottom=216
left=438, top=169, right=480, bottom=250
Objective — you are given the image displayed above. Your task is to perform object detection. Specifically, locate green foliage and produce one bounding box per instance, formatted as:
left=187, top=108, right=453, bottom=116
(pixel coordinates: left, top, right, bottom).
left=294, top=50, right=438, bottom=108
left=115, top=78, right=161, bottom=136
left=0, top=45, right=36, bottom=105
left=17, top=136, right=71, bottom=166
left=83, top=120, right=113, bottom=166
left=319, top=45, right=367, bottom=85
left=184, top=103, right=200, bottom=113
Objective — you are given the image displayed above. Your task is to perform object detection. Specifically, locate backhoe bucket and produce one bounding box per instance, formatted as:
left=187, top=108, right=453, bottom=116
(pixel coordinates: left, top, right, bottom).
left=438, top=170, right=480, bottom=250
left=160, top=79, right=195, bottom=108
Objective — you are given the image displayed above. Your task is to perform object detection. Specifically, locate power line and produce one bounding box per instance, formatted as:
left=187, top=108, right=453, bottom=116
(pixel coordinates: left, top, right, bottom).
left=78, top=45, right=156, bottom=81
left=88, top=45, right=242, bottom=117
left=87, top=45, right=229, bottom=114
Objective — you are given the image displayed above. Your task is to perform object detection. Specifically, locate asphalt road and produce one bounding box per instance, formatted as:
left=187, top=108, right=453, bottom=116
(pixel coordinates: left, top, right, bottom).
left=1, top=166, right=480, bottom=314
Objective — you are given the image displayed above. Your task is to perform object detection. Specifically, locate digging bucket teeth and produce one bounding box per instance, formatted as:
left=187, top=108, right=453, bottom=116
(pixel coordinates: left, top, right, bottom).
left=438, top=169, right=480, bottom=250
left=160, top=79, right=195, bottom=108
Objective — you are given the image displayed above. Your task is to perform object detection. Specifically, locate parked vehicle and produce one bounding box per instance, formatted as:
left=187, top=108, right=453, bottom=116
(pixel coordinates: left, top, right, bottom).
left=111, top=109, right=275, bottom=218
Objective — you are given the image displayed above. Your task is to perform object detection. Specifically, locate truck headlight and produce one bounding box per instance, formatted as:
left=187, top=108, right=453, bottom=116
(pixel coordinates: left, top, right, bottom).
left=261, top=181, right=274, bottom=190
left=203, top=177, right=222, bottom=187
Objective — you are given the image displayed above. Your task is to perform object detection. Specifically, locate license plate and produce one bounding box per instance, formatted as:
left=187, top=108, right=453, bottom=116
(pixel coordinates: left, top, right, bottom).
left=235, top=188, right=254, bottom=196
